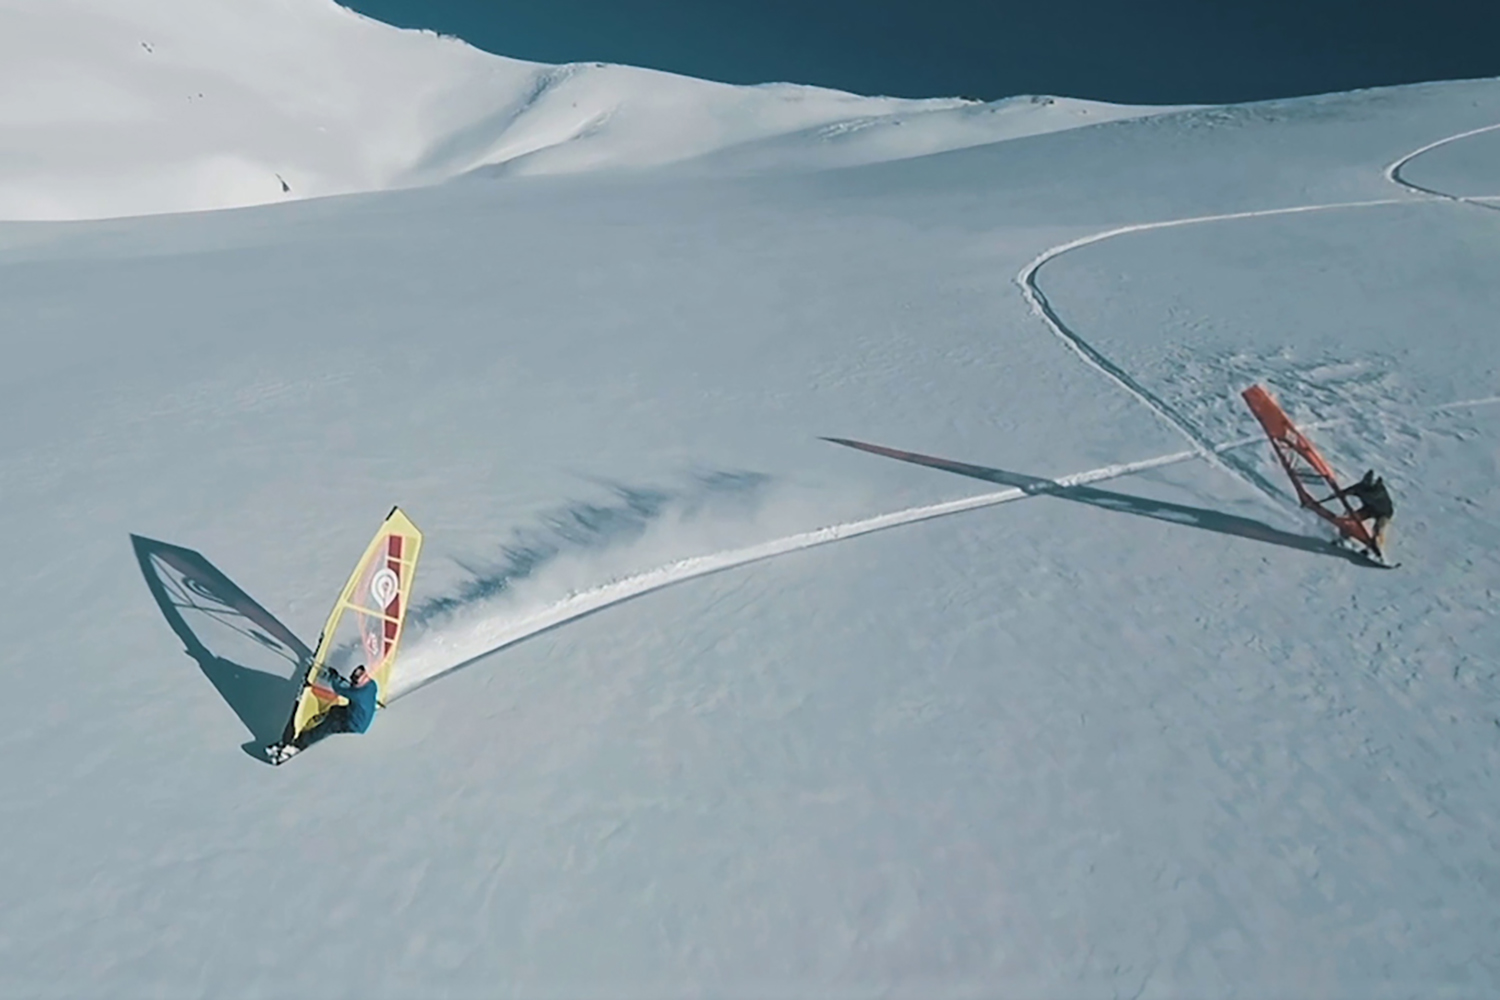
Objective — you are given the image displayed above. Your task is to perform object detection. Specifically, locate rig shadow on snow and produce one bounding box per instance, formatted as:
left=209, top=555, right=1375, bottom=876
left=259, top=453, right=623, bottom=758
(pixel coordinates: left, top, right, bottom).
left=823, top=437, right=1370, bottom=566
left=131, top=535, right=310, bottom=757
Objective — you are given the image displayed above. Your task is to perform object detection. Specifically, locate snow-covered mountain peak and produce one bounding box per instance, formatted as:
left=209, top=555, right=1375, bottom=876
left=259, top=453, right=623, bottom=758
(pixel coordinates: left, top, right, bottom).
left=0, top=0, right=1167, bottom=219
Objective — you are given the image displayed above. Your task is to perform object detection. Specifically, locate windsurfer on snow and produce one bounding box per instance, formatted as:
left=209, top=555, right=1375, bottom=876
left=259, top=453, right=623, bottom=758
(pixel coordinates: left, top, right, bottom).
left=1335, top=469, right=1394, bottom=556
left=268, top=664, right=377, bottom=764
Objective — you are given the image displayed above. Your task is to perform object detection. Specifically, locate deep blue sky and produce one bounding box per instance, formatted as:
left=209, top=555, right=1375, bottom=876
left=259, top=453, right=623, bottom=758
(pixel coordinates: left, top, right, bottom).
left=343, top=0, right=1500, bottom=104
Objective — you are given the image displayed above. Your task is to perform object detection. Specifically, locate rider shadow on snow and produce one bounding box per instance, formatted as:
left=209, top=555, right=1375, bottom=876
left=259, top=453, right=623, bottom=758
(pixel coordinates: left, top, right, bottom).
left=131, top=535, right=311, bottom=757
left=822, top=437, right=1369, bottom=566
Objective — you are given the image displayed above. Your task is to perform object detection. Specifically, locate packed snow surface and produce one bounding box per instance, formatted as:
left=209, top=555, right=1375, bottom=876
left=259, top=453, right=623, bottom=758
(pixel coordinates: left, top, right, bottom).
left=2, top=2, right=1500, bottom=998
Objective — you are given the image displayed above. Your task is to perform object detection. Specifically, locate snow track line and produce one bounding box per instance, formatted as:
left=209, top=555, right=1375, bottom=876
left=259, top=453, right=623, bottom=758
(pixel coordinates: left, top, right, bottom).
left=1386, top=121, right=1500, bottom=209
left=390, top=395, right=1500, bottom=700
left=1018, top=118, right=1500, bottom=505
left=389, top=446, right=1201, bottom=699
left=1434, top=394, right=1500, bottom=413
left=1016, top=199, right=1402, bottom=502
left=393, top=125, right=1500, bottom=701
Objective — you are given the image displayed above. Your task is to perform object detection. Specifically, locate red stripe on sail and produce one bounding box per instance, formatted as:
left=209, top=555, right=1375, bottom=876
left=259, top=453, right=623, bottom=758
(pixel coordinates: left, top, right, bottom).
left=381, top=533, right=407, bottom=654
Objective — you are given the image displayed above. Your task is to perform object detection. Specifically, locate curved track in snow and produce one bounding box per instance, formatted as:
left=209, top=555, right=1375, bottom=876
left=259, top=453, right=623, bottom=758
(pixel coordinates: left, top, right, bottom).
left=391, top=445, right=1206, bottom=698
left=1015, top=198, right=1405, bottom=503
left=1017, top=119, right=1500, bottom=504
left=393, top=383, right=1500, bottom=699
left=395, top=119, right=1500, bottom=699
left=1386, top=122, right=1500, bottom=208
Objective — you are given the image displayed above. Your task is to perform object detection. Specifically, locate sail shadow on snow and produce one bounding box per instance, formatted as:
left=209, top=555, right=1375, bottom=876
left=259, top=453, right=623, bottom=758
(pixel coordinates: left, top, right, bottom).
left=131, top=535, right=312, bottom=750
left=822, top=437, right=1369, bottom=565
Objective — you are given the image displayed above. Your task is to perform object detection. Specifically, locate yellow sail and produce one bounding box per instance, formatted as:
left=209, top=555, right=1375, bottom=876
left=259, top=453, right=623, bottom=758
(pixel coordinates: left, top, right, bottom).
left=280, top=507, right=423, bottom=744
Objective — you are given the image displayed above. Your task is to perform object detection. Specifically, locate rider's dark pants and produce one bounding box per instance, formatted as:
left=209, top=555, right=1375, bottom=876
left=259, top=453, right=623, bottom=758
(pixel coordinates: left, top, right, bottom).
left=292, top=705, right=353, bottom=750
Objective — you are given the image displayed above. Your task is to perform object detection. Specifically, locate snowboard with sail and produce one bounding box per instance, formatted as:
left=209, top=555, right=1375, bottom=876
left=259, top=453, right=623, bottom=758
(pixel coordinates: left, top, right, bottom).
left=267, top=506, right=423, bottom=763
left=1241, top=384, right=1393, bottom=565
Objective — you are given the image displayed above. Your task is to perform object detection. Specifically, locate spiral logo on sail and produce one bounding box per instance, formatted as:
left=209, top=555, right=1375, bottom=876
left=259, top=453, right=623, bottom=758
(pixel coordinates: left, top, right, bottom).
left=370, top=566, right=400, bottom=610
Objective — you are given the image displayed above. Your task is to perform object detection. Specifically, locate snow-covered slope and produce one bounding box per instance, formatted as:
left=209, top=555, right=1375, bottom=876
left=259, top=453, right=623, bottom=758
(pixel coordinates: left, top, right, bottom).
left=0, top=0, right=1164, bottom=220
left=2, top=5, right=1500, bottom=997
left=676, top=93, right=1170, bottom=176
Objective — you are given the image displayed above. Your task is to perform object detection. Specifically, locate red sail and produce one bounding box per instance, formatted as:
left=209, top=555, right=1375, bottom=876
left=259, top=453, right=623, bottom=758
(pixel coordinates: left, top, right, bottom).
left=1242, top=384, right=1375, bottom=549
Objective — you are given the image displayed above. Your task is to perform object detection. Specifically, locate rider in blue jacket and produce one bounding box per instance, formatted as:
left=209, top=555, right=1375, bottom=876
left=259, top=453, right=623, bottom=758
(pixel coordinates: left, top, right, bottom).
left=287, top=665, right=377, bottom=751
left=326, top=665, right=378, bottom=734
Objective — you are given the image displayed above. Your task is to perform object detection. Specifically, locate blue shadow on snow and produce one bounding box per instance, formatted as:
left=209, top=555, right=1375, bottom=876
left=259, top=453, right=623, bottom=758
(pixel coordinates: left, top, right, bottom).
left=130, top=535, right=310, bottom=758
left=822, top=437, right=1369, bottom=566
